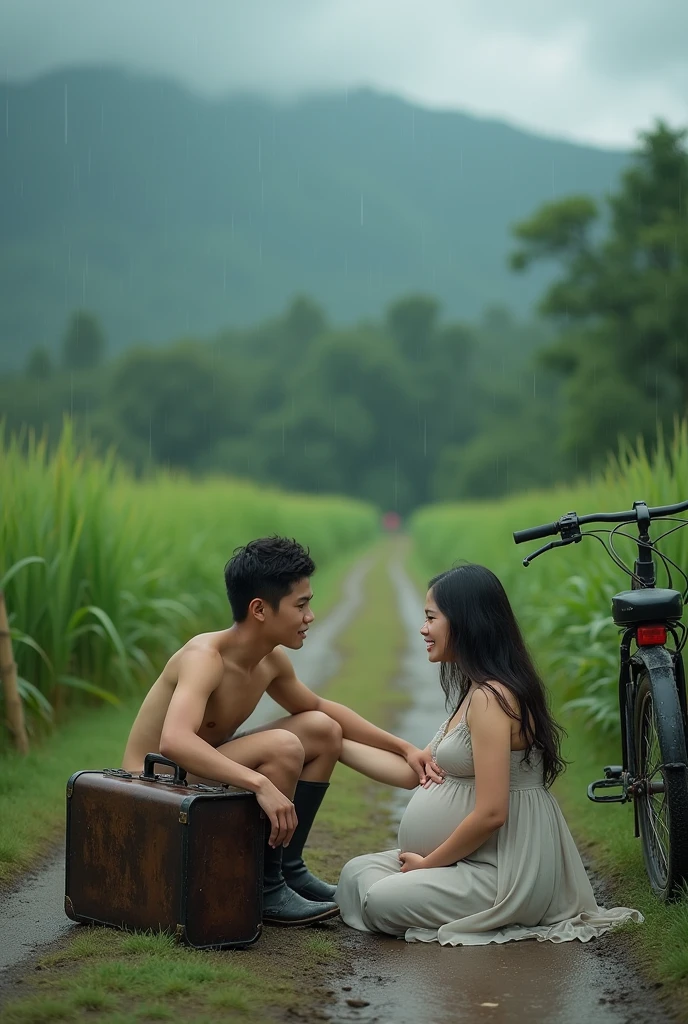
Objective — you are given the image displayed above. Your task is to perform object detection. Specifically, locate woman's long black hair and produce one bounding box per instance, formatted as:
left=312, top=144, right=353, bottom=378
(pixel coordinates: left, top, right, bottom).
left=429, top=563, right=566, bottom=788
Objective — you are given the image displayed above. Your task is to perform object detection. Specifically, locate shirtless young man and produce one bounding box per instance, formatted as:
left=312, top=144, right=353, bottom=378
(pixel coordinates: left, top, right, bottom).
left=122, top=536, right=429, bottom=927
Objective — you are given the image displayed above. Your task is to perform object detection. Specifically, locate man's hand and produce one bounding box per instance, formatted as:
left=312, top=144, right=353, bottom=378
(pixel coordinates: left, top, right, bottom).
left=399, top=851, right=426, bottom=873
left=404, top=745, right=445, bottom=788
left=255, top=778, right=298, bottom=848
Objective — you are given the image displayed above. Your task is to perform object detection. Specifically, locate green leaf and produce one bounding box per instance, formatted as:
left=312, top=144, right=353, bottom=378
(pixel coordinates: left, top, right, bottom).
left=57, top=674, right=121, bottom=706
left=0, top=556, right=46, bottom=591
left=17, top=676, right=54, bottom=721
left=9, top=629, right=54, bottom=673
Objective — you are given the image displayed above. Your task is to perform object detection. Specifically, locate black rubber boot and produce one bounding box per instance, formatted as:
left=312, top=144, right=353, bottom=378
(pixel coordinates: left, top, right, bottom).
left=262, top=830, right=339, bottom=926
left=282, top=780, right=337, bottom=901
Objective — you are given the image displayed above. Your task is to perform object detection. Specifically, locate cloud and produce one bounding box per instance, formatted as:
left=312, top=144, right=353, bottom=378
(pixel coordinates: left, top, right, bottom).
left=1, top=0, right=687, bottom=146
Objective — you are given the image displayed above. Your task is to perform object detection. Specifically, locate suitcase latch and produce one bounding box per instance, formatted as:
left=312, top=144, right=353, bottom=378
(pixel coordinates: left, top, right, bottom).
left=179, top=811, right=188, bottom=824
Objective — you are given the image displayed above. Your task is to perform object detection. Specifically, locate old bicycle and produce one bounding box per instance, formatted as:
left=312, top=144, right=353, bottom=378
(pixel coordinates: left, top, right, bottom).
left=514, top=498, right=688, bottom=901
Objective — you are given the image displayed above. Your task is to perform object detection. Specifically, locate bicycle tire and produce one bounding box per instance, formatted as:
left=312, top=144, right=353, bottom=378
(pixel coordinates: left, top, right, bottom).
left=633, top=651, right=688, bottom=900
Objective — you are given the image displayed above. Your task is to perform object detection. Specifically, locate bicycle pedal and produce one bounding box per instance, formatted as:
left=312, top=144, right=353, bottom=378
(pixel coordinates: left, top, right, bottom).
left=587, top=778, right=627, bottom=803
left=603, top=765, right=623, bottom=780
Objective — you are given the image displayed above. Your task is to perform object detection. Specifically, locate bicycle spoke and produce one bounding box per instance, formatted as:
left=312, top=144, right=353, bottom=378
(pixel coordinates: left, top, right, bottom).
left=638, top=694, right=671, bottom=887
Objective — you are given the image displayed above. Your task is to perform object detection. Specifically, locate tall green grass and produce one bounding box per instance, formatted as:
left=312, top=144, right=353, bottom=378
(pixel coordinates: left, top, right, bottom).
left=1, top=422, right=378, bottom=739
left=410, top=424, right=688, bottom=739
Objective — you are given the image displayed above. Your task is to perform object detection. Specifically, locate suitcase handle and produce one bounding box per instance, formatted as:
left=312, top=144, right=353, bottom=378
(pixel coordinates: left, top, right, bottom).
left=141, top=753, right=188, bottom=786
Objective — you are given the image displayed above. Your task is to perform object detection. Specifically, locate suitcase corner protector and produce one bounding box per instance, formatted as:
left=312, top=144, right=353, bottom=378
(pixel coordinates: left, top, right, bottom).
left=64, top=895, right=76, bottom=920
left=175, top=923, right=185, bottom=942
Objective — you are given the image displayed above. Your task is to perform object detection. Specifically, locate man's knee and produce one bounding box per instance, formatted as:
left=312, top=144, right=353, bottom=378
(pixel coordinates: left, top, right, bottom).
left=295, top=710, right=343, bottom=752
left=265, top=729, right=305, bottom=770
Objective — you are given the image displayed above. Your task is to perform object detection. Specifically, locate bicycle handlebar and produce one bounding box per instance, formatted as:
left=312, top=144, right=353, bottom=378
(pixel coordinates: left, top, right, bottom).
left=513, top=522, right=560, bottom=544
left=514, top=497, right=688, bottom=546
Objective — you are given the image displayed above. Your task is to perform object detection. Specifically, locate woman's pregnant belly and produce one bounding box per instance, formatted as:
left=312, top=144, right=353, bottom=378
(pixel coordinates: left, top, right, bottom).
left=397, top=778, right=476, bottom=857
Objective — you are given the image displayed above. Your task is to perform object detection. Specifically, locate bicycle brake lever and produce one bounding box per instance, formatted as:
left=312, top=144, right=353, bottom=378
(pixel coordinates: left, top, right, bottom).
left=522, top=537, right=573, bottom=567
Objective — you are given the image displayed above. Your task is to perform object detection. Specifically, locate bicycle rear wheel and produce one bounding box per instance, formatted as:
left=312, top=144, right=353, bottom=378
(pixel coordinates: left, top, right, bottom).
left=634, top=662, right=688, bottom=900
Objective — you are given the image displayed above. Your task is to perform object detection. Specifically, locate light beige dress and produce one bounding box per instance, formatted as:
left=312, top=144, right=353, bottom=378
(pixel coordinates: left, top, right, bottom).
left=335, top=714, right=643, bottom=945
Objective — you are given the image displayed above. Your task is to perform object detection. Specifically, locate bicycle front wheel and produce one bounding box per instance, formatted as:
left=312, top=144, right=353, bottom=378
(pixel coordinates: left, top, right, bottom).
left=634, top=660, right=688, bottom=900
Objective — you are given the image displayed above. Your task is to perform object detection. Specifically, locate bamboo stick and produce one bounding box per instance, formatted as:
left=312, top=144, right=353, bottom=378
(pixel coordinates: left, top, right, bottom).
left=0, top=591, right=29, bottom=754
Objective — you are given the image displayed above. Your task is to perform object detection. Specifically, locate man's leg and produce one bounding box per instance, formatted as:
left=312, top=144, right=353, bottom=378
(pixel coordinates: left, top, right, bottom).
left=240, top=711, right=342, bottom=900
left=188, top=728, right=340, bottom=926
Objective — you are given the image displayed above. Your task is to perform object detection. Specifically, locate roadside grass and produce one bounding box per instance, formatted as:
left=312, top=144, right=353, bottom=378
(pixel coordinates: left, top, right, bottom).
left=0, top=546, right=364, bottom=887
left=2, top=541, right=408, bottom=1023
left=1, top=423, right=378, bottom=734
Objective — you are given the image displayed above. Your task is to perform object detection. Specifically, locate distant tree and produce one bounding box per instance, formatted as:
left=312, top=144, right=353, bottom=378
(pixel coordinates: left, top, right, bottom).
left=62, top=311, right=106, bottom=371
left=386, top=295, right=440, bottom=362
left=282, top=295, right=327, bottom=349
left=109, top=343, right=242, bottom=469
left=511, top=121, right=688, bottom=467
left=25, top=346, right=53, bottom=379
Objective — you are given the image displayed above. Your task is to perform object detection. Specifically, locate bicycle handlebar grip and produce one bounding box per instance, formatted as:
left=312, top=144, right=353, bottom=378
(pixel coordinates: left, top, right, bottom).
left=513, top=522, right=560, bottom=544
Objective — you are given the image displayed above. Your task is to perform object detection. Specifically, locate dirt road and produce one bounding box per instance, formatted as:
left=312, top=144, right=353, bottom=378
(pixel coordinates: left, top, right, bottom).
left=0, top=551, right=674, bottom=1023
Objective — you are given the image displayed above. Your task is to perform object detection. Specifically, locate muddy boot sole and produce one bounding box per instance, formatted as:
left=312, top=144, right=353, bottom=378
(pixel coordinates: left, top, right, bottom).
left=263, top=904, right=341, bottom=927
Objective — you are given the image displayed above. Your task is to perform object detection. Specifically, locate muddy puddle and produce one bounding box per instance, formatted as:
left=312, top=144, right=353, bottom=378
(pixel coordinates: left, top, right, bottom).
left=326, top=561, right=671, bottom=1024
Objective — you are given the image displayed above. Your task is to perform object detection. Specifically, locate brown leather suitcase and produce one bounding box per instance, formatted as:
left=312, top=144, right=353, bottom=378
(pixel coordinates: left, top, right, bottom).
left=65, top=754, right=264, bottom=949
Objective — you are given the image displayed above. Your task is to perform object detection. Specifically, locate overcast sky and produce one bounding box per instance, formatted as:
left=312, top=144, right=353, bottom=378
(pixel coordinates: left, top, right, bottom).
left=2, top=0, right=687, bottom=148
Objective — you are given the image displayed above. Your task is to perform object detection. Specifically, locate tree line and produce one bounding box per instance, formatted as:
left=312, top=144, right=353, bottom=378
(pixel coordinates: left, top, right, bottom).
left=2, top=122, right=686, bottom=513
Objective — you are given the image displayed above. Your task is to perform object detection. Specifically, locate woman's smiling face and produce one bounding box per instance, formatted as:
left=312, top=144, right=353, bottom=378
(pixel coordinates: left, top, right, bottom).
left=420, top=588, right=450, bottom=662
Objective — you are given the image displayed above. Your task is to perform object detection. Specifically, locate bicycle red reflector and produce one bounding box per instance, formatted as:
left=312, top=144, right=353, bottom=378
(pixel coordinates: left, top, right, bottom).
left=637, top=626, right=667, bottom=646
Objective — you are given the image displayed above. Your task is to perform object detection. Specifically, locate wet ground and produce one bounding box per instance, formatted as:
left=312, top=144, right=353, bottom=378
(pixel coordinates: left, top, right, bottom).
left=0, top=552, right=676, bottom=1023
left=0, top=557, right=372, bottom=979
left=326, top=560, right=673, bottom=1024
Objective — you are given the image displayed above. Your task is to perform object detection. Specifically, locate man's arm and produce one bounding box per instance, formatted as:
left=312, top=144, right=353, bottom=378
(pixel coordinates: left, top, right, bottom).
left=267, top=649, right=443, bottom=784
left=268, top=648, right=410, bottom=754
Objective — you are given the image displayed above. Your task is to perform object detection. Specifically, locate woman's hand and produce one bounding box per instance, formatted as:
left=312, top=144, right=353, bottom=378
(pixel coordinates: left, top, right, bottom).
left=399, top=851, right=427, bottom=873
left=404, top=745, right=445, bottom=787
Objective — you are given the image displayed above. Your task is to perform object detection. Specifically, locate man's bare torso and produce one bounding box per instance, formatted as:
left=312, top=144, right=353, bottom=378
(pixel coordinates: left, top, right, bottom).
left=121, top=630, right=281, bottom=772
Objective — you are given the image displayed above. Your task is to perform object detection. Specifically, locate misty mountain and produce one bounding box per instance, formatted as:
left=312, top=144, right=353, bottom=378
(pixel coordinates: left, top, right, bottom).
left=0, top=68, right=629, bottom=367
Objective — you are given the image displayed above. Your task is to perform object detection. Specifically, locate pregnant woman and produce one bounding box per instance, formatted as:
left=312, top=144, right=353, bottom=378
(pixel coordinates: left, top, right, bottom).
left=336, top=563, right=642, bottom=945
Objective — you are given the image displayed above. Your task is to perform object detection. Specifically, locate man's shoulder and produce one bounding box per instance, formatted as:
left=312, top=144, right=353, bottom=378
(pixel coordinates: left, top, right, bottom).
left=263, top=645, right=296, bottom=680
left=174, top=635, right=226, bottom=674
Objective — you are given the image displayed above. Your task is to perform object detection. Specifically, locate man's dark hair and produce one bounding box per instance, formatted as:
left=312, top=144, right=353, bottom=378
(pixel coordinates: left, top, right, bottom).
left=224, top=536, right=316, bottom=622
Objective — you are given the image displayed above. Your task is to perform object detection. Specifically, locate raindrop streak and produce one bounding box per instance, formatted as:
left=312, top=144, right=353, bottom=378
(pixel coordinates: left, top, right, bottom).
left=64, top=84, right=68, bottom=145
left=5, top=95, right=8, bottom=138
left=360, top=195, right=364, bottom=226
